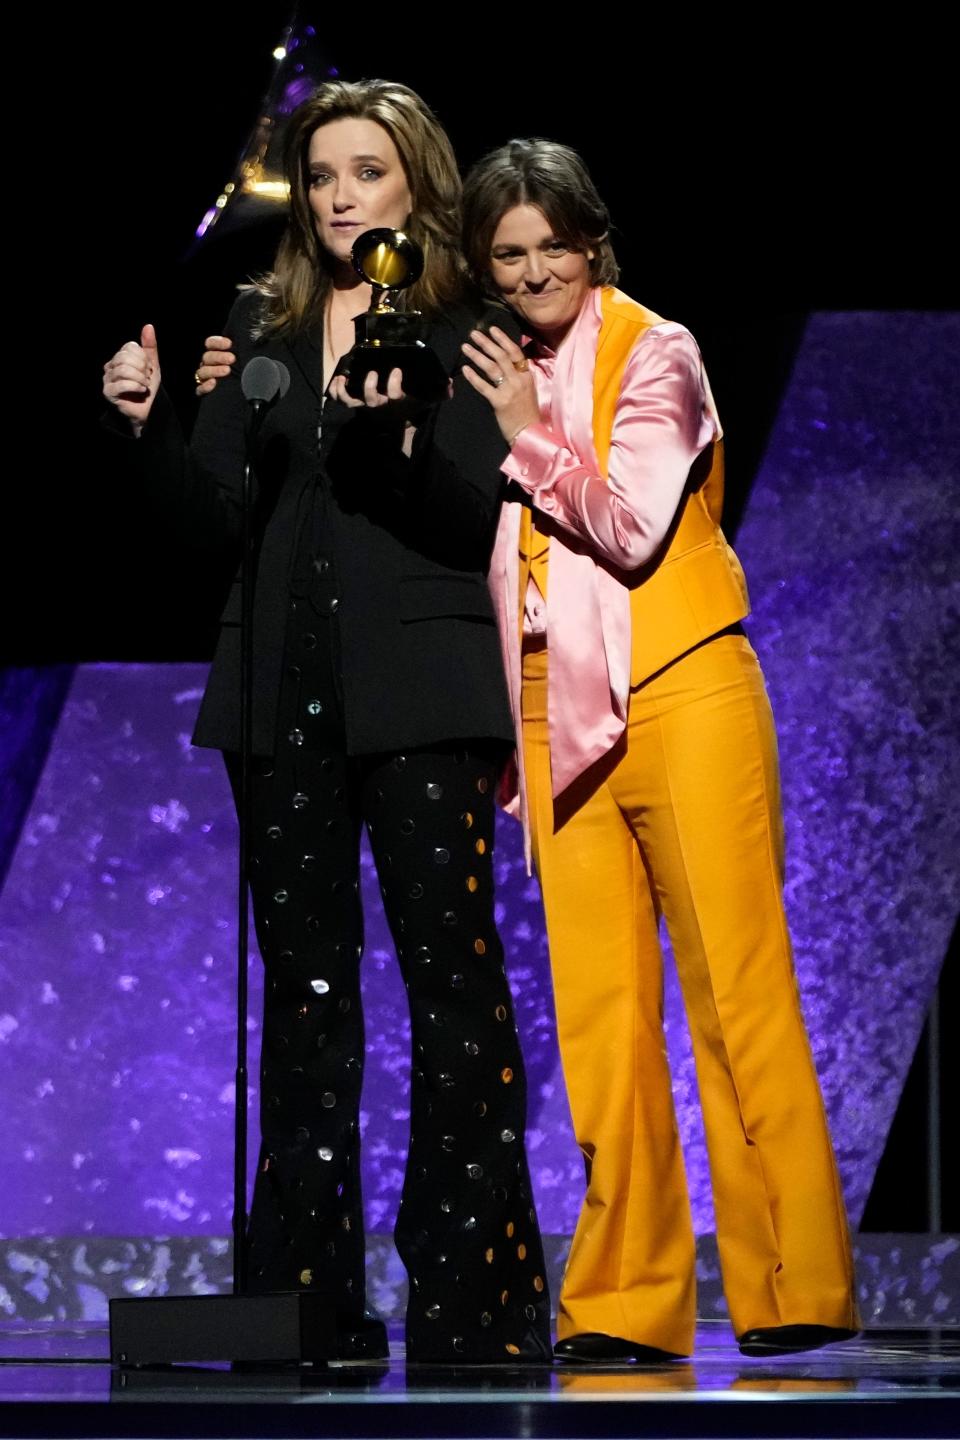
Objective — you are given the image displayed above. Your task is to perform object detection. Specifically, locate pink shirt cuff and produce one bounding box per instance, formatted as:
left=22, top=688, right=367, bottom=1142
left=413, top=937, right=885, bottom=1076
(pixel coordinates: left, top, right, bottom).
left=501, top=422, right=561, bottom=491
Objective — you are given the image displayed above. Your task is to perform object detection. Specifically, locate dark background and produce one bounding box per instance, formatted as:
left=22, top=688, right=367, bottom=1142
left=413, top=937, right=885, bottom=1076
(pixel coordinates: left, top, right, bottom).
left=21, top=10, right=950, bottom=665
left=9, top=11, right=954, bottom=1230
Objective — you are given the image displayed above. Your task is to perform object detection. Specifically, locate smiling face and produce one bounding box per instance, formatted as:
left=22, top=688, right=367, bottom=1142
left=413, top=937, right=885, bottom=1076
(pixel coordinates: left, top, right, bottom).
left=488, top=203, right=594, bottom=347
left=306, top=117, right=413, bottom=268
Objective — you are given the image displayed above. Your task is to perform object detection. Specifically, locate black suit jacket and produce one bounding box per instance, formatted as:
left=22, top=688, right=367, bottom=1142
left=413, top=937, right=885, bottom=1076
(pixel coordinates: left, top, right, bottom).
left=137, top=289, right=515, bottom=756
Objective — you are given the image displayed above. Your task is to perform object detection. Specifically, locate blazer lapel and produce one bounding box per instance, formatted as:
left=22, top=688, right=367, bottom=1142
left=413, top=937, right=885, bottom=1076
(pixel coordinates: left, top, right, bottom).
left=279, top=323, right=324, bottom=403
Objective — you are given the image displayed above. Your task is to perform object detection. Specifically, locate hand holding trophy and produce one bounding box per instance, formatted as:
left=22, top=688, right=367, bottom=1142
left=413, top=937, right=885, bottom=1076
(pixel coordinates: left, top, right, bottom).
left=343, top=228, right=450, bottom=404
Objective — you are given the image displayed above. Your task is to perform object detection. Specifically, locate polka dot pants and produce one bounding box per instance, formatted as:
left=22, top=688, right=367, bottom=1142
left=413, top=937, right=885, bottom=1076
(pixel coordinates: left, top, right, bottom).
left=226, top=599, right=551, bottom=1362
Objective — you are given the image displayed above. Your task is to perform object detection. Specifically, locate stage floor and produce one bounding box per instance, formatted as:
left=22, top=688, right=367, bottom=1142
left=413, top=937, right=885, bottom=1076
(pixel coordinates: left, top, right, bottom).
left=0, top=1322, right=957, bottom=1438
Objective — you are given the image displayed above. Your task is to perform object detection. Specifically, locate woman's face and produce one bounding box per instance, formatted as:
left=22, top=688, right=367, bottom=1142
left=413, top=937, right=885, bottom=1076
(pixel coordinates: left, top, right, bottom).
left=488, top=203, right=593, bottom=345
left=306, top=117, right=413, bottom=267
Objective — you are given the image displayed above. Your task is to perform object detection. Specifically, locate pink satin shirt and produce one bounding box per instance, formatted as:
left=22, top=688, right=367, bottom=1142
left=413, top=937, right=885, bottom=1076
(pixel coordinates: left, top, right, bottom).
left=487, top=287, right=719, bottom=863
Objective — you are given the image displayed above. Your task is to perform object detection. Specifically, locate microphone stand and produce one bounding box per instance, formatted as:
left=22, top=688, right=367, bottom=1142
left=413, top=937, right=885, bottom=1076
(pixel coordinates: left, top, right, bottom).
left=231, top=407, right=259, bottom=1297
left=109, top=362, right=340, bottom=1367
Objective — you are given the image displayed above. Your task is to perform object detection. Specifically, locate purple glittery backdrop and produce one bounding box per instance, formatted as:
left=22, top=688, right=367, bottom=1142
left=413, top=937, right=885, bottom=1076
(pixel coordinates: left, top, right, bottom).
left=663, top=310, right=960, bottom=1230
left=0, top=312, right=957, bottom=1246
left=0, top=668, right=73, bottom=890
left=0, top=664, right=571, bottom=1238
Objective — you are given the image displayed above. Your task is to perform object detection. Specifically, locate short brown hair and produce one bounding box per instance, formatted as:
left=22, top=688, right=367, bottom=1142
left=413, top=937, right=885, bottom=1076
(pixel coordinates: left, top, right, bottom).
left=258, top=79, right=466, bottom=332
left=462, top=139, right=619, bottom=294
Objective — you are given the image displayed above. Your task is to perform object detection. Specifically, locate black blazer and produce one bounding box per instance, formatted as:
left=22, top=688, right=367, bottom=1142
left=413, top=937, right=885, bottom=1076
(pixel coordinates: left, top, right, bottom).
left=137, top=289, right=515, bottom=756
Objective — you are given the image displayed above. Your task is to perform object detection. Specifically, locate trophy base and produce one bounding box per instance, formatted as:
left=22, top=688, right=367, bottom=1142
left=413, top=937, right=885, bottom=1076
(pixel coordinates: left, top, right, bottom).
left=345, top=342, right=449, bottom=404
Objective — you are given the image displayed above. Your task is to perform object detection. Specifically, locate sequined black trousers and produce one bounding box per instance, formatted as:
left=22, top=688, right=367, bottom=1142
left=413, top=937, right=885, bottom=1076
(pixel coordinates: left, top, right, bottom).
left=224, top=599, right=551, bottom=1363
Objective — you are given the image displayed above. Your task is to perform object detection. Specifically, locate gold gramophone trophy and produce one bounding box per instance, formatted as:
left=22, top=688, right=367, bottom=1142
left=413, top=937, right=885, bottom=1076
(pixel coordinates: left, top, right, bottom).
left=344, top=228, right=449, bottom=402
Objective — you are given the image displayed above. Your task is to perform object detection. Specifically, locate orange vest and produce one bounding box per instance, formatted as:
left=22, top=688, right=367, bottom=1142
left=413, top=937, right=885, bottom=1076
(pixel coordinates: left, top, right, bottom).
left=521, top=288, right=750, bottom=685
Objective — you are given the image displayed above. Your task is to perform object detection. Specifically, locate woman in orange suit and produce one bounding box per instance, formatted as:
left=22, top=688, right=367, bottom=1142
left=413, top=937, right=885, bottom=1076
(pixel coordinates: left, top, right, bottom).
left=458, top=139, right=860, bottom=1363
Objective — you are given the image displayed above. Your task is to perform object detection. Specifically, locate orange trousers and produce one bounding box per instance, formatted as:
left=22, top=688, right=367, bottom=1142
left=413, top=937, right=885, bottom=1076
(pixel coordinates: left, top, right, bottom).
left=521, top=630, right=858, bottom=1355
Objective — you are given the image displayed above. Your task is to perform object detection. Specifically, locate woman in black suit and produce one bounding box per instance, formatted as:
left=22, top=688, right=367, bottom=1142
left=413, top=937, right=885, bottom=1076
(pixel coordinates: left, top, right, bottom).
left=102, top=78, right=551, bottom=1365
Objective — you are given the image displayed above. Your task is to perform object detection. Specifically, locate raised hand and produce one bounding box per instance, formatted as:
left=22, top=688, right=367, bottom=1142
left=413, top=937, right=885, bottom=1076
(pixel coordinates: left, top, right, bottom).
left=102, top=323, right=161, bottom=430
left=461, top=326, right=540, bottom=446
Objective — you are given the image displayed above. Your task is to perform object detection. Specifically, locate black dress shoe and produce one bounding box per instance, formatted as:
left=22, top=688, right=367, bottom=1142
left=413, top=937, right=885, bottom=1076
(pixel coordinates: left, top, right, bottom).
left=738, top=1324, right=859, bottom=1357
left=554, top=1332, right=685, bottom=1364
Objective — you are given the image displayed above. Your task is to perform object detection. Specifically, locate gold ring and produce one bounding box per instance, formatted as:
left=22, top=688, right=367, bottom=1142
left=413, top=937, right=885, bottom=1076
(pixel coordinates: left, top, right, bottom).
left=512, top=358, right=530, bottom=373
left=194, top=370, right=203, bottom=386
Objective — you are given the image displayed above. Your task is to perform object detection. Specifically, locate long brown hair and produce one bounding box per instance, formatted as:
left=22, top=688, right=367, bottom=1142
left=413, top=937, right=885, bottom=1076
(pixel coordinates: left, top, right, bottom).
left=462, top=138, right=619, bottom=296
left=257, top=79, right=466, bottom=333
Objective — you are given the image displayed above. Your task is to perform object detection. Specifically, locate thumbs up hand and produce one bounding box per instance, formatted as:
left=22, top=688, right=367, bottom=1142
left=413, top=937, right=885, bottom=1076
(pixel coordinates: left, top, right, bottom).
left=103, top=322, right=161, bottom=431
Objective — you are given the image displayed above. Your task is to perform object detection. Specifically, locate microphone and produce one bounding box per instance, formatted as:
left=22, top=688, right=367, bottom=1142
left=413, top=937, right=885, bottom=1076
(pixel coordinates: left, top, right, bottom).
left=241, top=357, right=290, bottom=430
